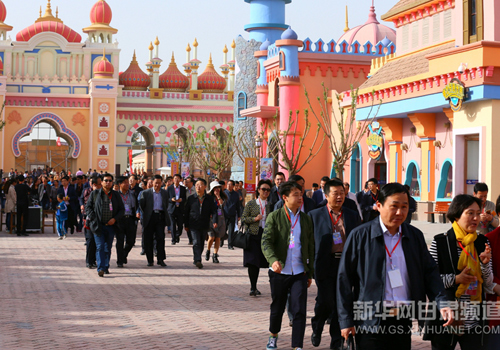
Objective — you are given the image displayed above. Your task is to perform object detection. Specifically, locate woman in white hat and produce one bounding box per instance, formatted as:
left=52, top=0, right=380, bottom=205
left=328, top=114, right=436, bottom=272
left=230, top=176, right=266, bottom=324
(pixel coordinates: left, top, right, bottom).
left=206, top=181, right=227, bottom=263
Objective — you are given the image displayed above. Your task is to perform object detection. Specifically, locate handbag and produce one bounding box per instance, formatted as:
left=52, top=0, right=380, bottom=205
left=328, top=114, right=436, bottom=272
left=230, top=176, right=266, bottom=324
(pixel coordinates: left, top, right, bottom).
left=232, top=222, right=250, bottom=249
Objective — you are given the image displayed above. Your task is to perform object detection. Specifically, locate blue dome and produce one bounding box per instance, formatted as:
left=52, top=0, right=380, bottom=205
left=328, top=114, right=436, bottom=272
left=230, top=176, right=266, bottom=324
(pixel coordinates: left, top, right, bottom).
left=281, top=26, right=298, bottom=40
left=381, top=36, right=391, bottom=46
left=260, top=38, right=271, bottom=51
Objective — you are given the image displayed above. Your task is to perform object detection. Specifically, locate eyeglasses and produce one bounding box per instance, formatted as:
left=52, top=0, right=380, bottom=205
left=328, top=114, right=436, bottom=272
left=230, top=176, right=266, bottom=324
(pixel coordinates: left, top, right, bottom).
left=260, top=188, right=271, bottom=192
left=103, top=179, right=112, bottom=183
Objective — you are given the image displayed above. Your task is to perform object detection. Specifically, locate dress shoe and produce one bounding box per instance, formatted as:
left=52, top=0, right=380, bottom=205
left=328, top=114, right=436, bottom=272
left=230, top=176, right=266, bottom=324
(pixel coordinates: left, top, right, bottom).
left=123, top=257, right=127, bottom=264
left=105, top=270, right=110, bottom=274
left=22, top=233, right=29, bottom=236
left=176, top=237, right=180, bottom=243
left=157, top=261, right=167, bottom=267
left=195, top=261, right=203, bottom=269
left=98, top=270, right=104, bottom=277
left=147, top=262, right=154, bottom=267
left=87, top=264, right=96, bottom=269
left=205, top=250, right=211, bottom=261
left=212, top=253, right=219, bottom=263
left=254, top=289, right=261, bottom=296
left=249, top=290, right=256, bottom=296
left=311, top=333, right=321, bottom=347
left=228, top=246, right=234, bottom=250
left=188, top=241, right=193, bottom=245
left=117, top=263, right=124, bottom=268
left=140, top=251, right=145, bottom=255
left=171, top=242, right=176, bottom=245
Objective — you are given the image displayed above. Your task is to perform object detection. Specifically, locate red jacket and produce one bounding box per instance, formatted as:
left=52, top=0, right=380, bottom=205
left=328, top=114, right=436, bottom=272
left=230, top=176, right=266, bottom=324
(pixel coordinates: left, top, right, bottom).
left=485, top=228, right=500, bottom=327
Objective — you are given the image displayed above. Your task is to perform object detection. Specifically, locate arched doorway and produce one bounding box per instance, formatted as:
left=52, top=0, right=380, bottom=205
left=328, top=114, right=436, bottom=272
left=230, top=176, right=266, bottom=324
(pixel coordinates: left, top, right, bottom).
left=213, top=128, right=232, bottom=180
left=12, top=113, right=81, bottom=173
left=131, top=126, right=156, bottom=175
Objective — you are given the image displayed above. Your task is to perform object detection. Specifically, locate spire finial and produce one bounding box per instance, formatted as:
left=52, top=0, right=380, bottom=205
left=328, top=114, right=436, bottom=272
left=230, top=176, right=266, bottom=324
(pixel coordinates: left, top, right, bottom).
left=132, top=50, right=137, bottom=61
left=154, top=36, right=160, bottom=46
left=149, top=42, right=154, bottom=51
left=344, top=5, right=350, bottom=33
left=223, top=45, right=228, bottom=54
left=231, top=39, right=236, bottom=49
left=102, top=47, right=107, bottom=61
left=208, top=53, right=213, bottom=64
left=186, top=43, right=191, bottom=52
left=193, top=38, right=198, bottom=47
left=171, top=52, right=176, bottom=64
left=56, top=6, right=58, bottom=18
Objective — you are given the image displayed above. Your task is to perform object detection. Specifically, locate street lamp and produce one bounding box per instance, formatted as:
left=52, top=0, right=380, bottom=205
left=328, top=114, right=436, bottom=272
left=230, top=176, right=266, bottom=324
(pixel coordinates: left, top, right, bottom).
left=255, top=135, right=263, bottom=179
left=177, top=144, right=184, bottom=169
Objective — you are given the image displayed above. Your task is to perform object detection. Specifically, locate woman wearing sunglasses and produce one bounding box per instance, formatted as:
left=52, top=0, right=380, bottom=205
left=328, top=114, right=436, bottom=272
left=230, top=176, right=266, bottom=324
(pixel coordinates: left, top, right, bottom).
left=241, top=179, right=273, bottom=296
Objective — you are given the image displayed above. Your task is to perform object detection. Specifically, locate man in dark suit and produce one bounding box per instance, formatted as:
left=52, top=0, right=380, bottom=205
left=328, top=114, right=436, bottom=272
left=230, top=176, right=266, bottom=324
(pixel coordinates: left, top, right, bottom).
left=268, top=172, right=286, bottom=213
left=57, top=176, right=79, bottom=234
left=184, top=178, right=218, bottom=269
left=224, top=180, right=241, bottom=250
left=15, top=175, right=31, bottom=236
left=167, top=174, right=186, bottom=245
left=308, top=179, right=361, bottom=350
left=359, top=177, right=380, bottom=223
left=115, top=176, right=138, bottom=268
left=138, top=175, right=170, bottom=267
left=312, top=176, right=330, bottom=206
left=337, top=183, right=454, bottom=350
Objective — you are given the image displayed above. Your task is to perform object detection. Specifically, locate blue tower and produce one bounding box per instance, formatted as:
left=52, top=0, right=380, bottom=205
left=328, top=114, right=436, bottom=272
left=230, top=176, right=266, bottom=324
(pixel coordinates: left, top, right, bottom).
left=244, top=0, right=291, bottom=43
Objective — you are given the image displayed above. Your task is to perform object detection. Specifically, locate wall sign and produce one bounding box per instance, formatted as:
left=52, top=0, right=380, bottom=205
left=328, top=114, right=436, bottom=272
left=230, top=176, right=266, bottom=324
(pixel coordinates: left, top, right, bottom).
left=443, top=78, right=466, bottom=112
left=366, top=122, right=384, bottom=160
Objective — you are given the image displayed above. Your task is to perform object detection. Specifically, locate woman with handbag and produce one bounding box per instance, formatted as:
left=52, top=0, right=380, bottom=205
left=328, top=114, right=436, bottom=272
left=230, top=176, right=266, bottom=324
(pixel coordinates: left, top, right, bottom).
left=241, top=179, right=272, bottom=296
left=427, top=194, right=499, bottom=349
left=206, top=181, right=227, bottom=263
left=3, top=178, right=17, bottom=232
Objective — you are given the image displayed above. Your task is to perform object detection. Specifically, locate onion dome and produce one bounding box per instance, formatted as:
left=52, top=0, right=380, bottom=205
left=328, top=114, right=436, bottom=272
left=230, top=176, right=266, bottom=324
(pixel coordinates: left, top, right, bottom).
left=93, top=51, right=114, bottom=79
left=337, top=3, right=395, bottom=47
left=90, top=0, right=112, bottom=25
left=197, top=54, right=226, bottom=93
left=119, top=51, right=150, bottom=91
left=260, top=38, right=271, bottom=51
left=0, top=0, right=12, bottom=34
left=281, top=27, right=298, bottom=40
left=159, top=53, right=190, bottom=92
left=16, top=1, right=81, bottom=42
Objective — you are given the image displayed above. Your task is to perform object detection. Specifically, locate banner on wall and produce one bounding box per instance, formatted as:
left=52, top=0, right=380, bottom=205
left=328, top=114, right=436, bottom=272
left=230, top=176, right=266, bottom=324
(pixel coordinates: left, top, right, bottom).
left=366, top=122, right=384, bottom=160
left=129, top=149, right=133, bottom=173
left=171, top=162, right=179, bottom=176
left=181, top=162, right=190, bottom=178
left=260, top=158, right=274, bottom=181
left=244, top=158, right=256, bottom=194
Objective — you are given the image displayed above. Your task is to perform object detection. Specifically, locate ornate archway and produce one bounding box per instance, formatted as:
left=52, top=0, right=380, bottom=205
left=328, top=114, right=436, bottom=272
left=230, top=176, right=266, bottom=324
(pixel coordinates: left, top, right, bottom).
left=12, top=112, right=81, bottom=158
left=164, top=122, right=195, bottom=146
left=125, top=120, right=161, bottom=145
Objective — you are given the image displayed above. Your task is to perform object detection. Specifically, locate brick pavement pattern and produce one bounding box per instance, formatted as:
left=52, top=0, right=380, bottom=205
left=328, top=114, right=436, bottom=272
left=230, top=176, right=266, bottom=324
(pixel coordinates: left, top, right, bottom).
left=0, top=227, right=440, bottom=350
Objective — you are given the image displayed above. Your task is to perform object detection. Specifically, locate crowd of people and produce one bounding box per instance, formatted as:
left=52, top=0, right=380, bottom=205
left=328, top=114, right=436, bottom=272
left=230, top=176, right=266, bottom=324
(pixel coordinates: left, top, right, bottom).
left=2, top=166, right=500, bottom=350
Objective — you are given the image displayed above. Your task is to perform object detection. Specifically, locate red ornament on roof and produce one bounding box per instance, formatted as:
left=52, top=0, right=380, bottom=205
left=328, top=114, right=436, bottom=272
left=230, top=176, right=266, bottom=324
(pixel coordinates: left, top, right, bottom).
left=0, top=0, right=7, bottom=23
left=94, top=50, right=114, bottom=79
left=90, top=0, right=112, bottom=25
left=120, top=51, right=150, bottom=91
left=197, top=54, right=226, bottom=93
left=159, top=53, right=190, bottom=92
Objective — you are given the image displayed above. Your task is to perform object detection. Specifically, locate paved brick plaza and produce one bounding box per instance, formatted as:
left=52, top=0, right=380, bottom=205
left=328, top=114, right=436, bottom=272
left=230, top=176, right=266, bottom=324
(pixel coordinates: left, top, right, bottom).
left=0, top=227, right=438, bottom=350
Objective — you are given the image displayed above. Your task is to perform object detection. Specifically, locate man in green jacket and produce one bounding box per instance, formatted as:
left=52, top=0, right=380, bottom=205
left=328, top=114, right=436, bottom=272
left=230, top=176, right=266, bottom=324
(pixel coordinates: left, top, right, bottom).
left=262, top=181, right=315, bottom=350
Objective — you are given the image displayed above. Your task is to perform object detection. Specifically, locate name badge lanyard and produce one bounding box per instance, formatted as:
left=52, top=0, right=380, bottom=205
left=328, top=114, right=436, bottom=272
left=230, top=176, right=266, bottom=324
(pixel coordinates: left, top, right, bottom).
left=284, top=206, right=300, bottom=248
left=457, top=241, right=478, bottom=263
left=198, top=197, right=204, bottom=214
left=371, top=191, right=379, bottom=203
left=120, top=192, right=130, bottom=213
left=327, top=206, right=343, bottom=229
left=258, top=199, right=266, bottom=226
left=107, top=192, right=113, bottom=211
left=385, top=234, right=402, bottom=270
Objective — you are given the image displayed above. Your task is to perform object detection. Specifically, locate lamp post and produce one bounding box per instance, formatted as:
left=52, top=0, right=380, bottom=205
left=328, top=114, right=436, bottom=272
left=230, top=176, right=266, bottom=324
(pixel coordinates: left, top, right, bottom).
left=177, top=144, right=184, bottom=176
left=255, top=135, right=263, bottom=180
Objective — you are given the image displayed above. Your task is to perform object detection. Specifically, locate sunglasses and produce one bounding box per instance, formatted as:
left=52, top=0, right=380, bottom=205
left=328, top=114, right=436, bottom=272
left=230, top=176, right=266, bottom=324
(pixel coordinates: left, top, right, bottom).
left=103, top=179, right=113, bottom=183
left=260, top=188, right=271, bottom=192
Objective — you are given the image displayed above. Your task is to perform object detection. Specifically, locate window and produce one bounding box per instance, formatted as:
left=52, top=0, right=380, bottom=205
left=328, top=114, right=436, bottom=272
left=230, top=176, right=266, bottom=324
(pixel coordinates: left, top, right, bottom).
left=274, top=78, right=280, bottom=107
left=432, top=13, right=441, bottom=42
left=464, top=0, right=483, bottom=44
left=422, top=17, right=430, bottom=46
left=411, top=22, right=419, bottom=49
left=237, top=92, right=247, bottom=120
left=405, top=161, right=421, bottom=200
left=279, top=51, right=285, bottom=71
left=437, top=159, right=453, bottom=200
left=256, top=61, right=260, bottom=79
left=443, top=10, right=452, bottom=38
left=401, top=25, right=409, bottom=52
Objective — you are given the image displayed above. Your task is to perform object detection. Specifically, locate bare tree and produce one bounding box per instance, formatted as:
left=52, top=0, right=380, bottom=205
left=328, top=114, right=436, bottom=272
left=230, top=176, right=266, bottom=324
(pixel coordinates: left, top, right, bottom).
left=0, top=101, right=7, bottom=131
left=306, top=84, right=380, bottom=181
left=260, top=109, right=326, bottom=176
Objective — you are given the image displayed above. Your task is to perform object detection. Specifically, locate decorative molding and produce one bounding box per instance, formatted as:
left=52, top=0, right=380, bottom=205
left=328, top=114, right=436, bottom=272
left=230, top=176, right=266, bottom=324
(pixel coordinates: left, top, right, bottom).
left=8, top=110, right=21, bottom=124
left=72, top=112, right=86, bottom=126
left=117, top=124, right=126, bottom=133
left=158, top=125, right=167, bottom=134
left=125, top=120, right=161, bottom=145
left=164, top=122, right=195, bottom=145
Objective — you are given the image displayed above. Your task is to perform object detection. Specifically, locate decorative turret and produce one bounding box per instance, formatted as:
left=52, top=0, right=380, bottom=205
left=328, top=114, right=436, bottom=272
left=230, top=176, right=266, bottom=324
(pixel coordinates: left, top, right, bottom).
left=220, top=45, right=230, bottom=93
left=119, top=51, right=150, bottom=91
left=183, top=43, right=192, bottom=75
left=0, top=0, right=13, bottom=40
left=243, top=0, right=291, bottom=43
left=83, top=0, right=118, bottom=44
left=159, top=53, right=190, bottom=92
left=189, top=38, right=202, bottom=91
left=93, top=49, right=114, bottom=79
left=198, top=54, right=226, bottom=93
left=228, top=39, right=236, bottom=94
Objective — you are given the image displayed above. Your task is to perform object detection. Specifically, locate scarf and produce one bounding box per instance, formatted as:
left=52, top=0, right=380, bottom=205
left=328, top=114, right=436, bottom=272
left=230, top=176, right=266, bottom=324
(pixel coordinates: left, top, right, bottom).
left=453, top=221, right=483, bottom=301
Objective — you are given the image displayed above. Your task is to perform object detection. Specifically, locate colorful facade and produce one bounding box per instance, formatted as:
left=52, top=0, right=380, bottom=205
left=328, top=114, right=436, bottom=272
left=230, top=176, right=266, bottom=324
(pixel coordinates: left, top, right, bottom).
left=237, top=0, right=396, bottom=187
left=0, top=0, right=233, bottom=175
left=345, top=0, right=500, bottom=219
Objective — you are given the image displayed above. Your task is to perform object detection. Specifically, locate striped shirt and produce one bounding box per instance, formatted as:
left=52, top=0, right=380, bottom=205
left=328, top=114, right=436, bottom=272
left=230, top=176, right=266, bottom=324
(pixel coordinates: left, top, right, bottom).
left=429, top=238, right=496, bottom=329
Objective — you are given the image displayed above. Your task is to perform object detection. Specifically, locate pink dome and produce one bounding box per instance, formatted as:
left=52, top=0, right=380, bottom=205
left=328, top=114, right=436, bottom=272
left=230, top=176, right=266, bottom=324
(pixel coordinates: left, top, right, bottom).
left=338, top=4, right=395, bottom=48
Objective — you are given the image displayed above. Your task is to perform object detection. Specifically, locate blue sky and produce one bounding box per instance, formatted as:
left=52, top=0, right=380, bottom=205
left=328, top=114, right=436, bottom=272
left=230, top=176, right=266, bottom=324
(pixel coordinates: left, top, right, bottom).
left=5, top=0, right=397, bottom=72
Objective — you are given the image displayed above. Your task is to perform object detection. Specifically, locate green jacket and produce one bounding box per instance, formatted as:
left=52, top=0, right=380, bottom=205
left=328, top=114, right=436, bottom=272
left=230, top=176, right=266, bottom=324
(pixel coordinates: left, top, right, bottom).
left=261, top=207, right=315, bottom=278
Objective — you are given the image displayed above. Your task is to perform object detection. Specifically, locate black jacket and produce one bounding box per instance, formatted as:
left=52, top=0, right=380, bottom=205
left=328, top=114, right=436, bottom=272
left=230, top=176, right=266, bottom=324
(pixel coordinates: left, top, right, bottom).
left=317, top=197, right=359, bottom=217
left=15, top=183, right=31, bottom=205
left=138, top=188, right=171, bottom=229
left=359, top=190, right=381, bottom=222
left=274, top=195, right=316, bottom=214
left=184, top=193, right=217, bottom=231
left=268, top=186, right=280, bottom=213
left=57, top=185, right=80, bottom=214
left=308, top=206, right=361, bottom=279
left=224, top=189, right=241, bottom=217
left=337, top=219, right=448, bottom=330
left=85, top=189, right=125, bottom=235
left=166, top=184, right=187, bottom=214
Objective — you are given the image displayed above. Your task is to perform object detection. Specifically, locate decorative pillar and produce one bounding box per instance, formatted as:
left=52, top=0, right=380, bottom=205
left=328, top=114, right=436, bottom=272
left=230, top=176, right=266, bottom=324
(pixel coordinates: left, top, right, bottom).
left=227, top=39, right=236, bottom=101
left=378, top=118, right=403, bottom=184
left=220, top=45, right=229, bottom=93
left=189, top=38, right=202, bottom=100
left=409, top=113, right=436, bottom=201
left=149, top=37, right=163, bottom=99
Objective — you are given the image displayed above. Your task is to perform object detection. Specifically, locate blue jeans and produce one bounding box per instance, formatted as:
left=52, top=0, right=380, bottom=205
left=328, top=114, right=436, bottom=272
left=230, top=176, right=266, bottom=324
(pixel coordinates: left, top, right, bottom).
left=94, top=225, right=115, bottom=273
left=6, top=212, right=11, bottom=230
left=56, top=217, right=66, bottom=237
